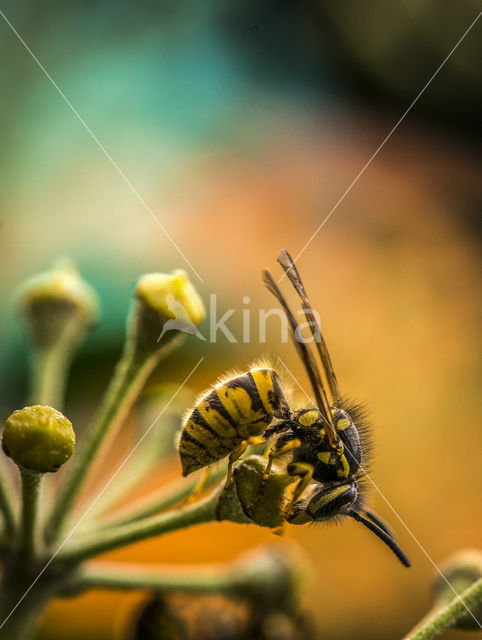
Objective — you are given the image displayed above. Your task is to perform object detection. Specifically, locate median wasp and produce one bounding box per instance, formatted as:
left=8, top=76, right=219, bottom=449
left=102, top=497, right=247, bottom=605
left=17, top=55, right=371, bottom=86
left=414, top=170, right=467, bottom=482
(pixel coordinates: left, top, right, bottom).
left=178, top=249, right=410, bottom=567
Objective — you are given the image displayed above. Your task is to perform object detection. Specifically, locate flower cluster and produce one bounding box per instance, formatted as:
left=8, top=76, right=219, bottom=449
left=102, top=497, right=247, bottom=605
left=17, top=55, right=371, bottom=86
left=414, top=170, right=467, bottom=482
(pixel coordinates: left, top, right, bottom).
left=0, top=261, right=308, bottom=640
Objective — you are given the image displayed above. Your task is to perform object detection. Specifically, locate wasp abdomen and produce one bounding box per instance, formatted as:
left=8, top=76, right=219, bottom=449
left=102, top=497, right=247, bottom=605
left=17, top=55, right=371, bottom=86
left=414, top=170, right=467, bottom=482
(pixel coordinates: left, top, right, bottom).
left=179, top=368, right=288, bottom=476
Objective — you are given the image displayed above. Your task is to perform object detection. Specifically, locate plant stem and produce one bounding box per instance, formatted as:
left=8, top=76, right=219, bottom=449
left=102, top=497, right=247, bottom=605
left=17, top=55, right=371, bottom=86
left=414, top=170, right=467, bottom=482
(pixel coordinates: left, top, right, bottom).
left=0, top=560, right=58, bottom=640
left=82, top=429, right=176, bottom=522
left=28, top=327, right=77, bottom=410
left=29, top=347, right=61, bottom=408
left=99, top=465, right=227, bottom=529
left=19, top=468, right=43, bottom=559
left=44, top=345, right=157, bottom=543
left=59, top=490, right=219, bottom=565
left=61, top=544, right=302, bottom=610
left=83, top=399, right=185, bottom=522
left=403, top=578, right=482, bottom=640
left=0, top=465, right=16, bottom=539
left=65, top=561, right=240, bottom=594
left=0, top=600, right=48, bottom=640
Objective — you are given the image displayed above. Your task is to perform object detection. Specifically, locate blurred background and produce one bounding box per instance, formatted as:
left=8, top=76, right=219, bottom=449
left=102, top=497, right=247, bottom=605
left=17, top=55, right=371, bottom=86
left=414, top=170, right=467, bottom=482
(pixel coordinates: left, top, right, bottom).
left=0, top=1, right=481, bottom=638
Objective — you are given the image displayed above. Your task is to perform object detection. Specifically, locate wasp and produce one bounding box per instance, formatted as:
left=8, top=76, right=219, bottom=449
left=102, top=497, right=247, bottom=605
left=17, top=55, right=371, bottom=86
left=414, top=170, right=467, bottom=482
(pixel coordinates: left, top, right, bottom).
left=178, top=249, right=410, bottom=567
left=178, top=366, right=291, bottom=504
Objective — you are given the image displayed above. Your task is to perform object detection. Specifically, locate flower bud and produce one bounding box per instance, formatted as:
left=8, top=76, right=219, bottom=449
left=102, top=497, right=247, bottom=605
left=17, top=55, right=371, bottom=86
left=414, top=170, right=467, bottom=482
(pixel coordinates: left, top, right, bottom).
left=231, top=544, right=309, bottom=609
left=131, top=270, right=205, bottom=357
left=432, top=549, right=482, bottom=630
left=129, top=545, right=311, bottom=640
left=214, top=474, right=253, bottom=525
left=232, top=455, right=292, bottom=529
left=17, top=259, right=100, bottom=349
left=2, top=405, right=75, bottom=473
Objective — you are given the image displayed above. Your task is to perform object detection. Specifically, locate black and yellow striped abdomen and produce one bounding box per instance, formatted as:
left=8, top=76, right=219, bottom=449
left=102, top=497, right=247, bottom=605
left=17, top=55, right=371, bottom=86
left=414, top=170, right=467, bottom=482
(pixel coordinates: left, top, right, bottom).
left=179, top=368, right=289, bottom=476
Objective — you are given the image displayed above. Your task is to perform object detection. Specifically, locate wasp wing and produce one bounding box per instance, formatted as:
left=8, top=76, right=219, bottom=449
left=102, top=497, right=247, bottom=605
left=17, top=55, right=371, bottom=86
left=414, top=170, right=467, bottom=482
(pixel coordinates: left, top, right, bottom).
left=263, top=269, right=337, bottom=445
left=277, top=248, right=340, bottom=405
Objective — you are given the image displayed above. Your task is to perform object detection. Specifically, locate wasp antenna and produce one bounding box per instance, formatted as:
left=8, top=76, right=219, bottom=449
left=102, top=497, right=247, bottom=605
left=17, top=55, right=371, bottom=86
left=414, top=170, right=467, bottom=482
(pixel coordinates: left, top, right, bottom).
left=348, top=510, right=411, bottom=567
left=363, top=509, right=396, bottom=539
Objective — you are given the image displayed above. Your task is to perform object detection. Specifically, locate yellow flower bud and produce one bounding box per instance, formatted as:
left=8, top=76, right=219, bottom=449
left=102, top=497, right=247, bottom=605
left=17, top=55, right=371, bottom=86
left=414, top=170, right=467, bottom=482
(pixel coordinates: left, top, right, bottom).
left=136, top=270, right=205, bottom=328
left=131, top=270, right=205, bottom=357
left=2, top=405, right=75, bottom=473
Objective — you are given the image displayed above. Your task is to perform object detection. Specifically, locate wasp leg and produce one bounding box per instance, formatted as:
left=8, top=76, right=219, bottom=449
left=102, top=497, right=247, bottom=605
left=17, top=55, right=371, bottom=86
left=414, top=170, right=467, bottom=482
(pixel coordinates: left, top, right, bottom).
left=184, top=467, right=212, bottom=505
left=283, top=461, right=314, bottom=520
left=215, top=436, right=265, bottom=520
left=256, top=438, right=302, bottom=502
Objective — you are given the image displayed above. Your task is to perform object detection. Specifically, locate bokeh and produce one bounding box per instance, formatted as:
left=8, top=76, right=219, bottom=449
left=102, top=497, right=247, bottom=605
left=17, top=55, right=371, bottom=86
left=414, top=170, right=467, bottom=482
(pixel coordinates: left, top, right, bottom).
left=0, top=1, right=480, bottom=639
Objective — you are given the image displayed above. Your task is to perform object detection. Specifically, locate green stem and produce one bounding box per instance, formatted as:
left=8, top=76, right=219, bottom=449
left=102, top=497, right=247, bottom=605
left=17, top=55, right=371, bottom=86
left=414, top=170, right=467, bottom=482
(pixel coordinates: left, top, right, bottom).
left=28, top=312, right=92, bottom=410
left=0, top=560, right=59, bottom=640
left=65, top=561, right=241, bottom=595
left=61, top=545, right=301, bottom=610
left=403, top=579, right=482, bottom=640
left=44, top=345, right=157, bottom=543
left=29, top=344, right=71, bottom=410
left=82, top=432, right=172, bottom=522
left=59, top=490, right=219, bottom=565
left=19, top=468, right=43, bottom=559
left=98, top=464, right=227, bottom=529
left=0, top=465, right=16, bottom=539
left=63, top=559, right=278, bottom=601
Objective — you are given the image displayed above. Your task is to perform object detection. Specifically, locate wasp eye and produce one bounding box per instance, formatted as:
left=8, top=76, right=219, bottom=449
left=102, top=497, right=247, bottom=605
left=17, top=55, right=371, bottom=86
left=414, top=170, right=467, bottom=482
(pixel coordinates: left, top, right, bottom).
left=297, top=409, right=320, bottom=427
left=336, top=418, right=351, bottom=431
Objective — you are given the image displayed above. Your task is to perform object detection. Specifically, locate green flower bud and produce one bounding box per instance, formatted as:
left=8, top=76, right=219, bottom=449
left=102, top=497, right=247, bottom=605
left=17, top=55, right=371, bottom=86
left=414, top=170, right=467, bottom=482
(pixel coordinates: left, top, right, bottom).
left=214, top=474, right=253, bottom=525
left=2, top=405, right=75, bottom=473
left=17, top=259, right=100, bottom=348
left=433, top=549, right=482, bottom=630
left=231, top=544, right=309, bottom=609
left=232, top=455, right=292, bottom=529
left=131, top=270, right=205, bottom=357
left=129, top=545, right=310, bottom=640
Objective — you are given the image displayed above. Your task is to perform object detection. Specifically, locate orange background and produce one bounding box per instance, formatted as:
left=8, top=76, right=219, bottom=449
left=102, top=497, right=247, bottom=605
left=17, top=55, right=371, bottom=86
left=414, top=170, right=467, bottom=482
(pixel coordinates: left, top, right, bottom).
left=0, top=4, right=480, bottom=638
left=29, top=125, right=481, bottom=639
